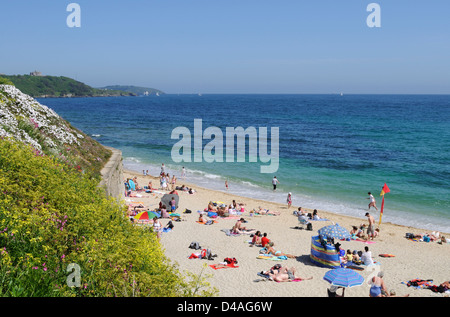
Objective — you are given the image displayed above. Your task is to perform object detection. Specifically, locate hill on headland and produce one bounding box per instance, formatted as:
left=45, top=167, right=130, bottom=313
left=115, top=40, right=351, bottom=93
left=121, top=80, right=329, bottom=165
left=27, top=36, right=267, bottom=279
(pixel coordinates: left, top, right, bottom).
left=100, top=85, right=165, bottom=96
left=2, top=74, right=136, bottom=98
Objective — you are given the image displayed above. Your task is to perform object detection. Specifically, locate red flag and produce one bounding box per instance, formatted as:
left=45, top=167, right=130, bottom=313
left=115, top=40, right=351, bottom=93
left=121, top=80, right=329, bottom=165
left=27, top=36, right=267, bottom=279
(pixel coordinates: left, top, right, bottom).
left=379, top=183, right=389, bottom=225
left=380, top=183, right=390, bottom=196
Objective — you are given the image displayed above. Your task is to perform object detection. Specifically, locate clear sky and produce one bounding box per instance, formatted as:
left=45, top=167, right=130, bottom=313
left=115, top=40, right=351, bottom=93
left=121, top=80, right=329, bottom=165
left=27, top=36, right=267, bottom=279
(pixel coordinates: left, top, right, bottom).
left=1, top=0, right=449, bottom=94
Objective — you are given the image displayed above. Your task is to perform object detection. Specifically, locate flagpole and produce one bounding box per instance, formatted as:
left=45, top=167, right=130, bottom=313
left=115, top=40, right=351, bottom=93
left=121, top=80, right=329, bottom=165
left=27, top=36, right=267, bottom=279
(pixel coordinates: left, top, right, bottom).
left=379, top=195, right=385, bottom=227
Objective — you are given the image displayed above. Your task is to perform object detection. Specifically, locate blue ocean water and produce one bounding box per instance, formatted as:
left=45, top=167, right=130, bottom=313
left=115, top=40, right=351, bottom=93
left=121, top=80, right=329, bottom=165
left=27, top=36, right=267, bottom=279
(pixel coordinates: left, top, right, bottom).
left=40, top=94, right=450, bottom=232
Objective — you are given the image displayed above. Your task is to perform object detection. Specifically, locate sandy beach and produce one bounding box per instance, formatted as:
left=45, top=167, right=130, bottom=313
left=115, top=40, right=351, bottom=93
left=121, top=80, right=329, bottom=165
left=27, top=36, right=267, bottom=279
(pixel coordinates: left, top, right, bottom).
left=123, top=169, right=450, bottom=298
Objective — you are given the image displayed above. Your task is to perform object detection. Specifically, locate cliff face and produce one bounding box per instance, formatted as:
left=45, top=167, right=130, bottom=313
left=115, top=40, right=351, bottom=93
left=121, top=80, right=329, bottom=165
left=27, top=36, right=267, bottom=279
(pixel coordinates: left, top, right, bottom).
left=0, top=85, right=123, bottom=199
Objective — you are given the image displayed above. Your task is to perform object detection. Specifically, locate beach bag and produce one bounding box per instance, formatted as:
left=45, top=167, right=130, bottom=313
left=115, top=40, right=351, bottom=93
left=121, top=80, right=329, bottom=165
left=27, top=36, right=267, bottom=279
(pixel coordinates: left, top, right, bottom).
left=166, top=221, right=174, bottom=229
left=201, top=249, right=210, bottom=259
left=184, top=208, right=192, bottom=214
left=224, top=257, right=238, bottom=265
left=189, top=241, right=201, bottom=250
left=306, top=223, right=313, bottom=231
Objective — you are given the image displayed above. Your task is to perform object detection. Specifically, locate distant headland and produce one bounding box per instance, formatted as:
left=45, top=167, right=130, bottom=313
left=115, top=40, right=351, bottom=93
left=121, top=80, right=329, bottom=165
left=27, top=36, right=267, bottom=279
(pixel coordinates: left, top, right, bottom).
left=0, top=71, right=164, bottom=98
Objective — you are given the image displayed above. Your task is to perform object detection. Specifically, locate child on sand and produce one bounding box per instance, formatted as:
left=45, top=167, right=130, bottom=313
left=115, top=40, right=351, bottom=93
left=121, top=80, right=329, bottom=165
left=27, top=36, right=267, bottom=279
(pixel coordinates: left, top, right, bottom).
left=287, top=193, right=292, bottom=208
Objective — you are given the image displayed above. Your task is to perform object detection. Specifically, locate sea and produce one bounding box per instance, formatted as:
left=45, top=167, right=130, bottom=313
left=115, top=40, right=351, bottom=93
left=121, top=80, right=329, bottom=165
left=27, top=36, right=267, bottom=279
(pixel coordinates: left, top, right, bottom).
left=39, top=94, right=450, bottom=233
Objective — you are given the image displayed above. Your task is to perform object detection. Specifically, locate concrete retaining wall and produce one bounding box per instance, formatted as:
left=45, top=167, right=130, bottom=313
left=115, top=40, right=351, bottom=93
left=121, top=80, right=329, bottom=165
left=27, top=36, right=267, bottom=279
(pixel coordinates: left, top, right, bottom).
left=99, top=146, right=124, bottom=200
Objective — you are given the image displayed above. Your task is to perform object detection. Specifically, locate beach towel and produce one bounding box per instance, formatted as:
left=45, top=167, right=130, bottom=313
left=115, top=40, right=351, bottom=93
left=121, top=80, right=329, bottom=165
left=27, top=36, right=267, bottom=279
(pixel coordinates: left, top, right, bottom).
left=256, top=272, right=303, bottom=282
left=209, top=263, right=239, bottom=270
left=362, top=261, right=381, bottom=266
left=277, top=278, right=303, bottom=283
left=403, top=279, right=433, bottom=289
left=221, top=229, right=242, bottom=237
left=129, top=202, right=145, bottom=207
left=343, top=263, right=365, bottom=271
left=257, top=255, right=287, bottom=261
left=196, top=220, right=218, bottom=225
left=218, top=216, right=241, bottom=220
left=355, top=239, right=376, bottom=244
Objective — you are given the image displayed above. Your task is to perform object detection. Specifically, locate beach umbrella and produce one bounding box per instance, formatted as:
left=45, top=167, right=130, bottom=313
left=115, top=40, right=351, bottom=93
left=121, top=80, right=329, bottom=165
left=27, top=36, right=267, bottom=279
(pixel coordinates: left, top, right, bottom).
left=323, top=268, right=364, bottom=288
left=318, top=223, right=351, bottom=240
left=134, top=211, right=157, bottom=221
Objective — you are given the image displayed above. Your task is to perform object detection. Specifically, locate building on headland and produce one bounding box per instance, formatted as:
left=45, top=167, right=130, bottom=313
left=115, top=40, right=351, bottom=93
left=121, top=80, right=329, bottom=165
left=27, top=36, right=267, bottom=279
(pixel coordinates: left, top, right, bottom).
left=30, top=70, right=43, bottom=76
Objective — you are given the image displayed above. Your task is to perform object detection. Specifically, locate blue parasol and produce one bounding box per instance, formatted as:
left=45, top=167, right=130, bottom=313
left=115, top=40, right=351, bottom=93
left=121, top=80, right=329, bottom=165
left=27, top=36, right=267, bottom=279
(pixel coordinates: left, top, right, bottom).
left=318, top=223, right=351, bottom=240
left=323, top=268, right=364, bottom=288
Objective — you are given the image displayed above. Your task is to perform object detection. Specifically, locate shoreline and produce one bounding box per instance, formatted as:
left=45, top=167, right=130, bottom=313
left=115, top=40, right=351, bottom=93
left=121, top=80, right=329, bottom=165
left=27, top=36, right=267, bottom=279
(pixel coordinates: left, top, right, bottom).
left=121, top=158, right=450, bottom=234
left=122, top=164, right=450, bottom=236
left=122, top=168, right=450, bottom=297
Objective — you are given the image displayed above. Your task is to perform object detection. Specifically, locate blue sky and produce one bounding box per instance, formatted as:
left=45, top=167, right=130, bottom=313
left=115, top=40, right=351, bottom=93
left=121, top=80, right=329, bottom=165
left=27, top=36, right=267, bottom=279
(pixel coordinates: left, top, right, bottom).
left=1, top=0, right=449, bottom=93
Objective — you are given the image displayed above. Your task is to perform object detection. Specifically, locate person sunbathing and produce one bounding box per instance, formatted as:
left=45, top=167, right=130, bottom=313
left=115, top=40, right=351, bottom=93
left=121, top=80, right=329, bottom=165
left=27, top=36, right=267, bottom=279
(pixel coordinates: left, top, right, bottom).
left=264, top=242, right=296, bottom=259
left=270, top=266, right=313, bottom=282
left=440, top=281, right=450, bottom=291
left=260, top=263, right=283, bottom=277
left=255, top=207, right=280, bottom=216
left=198, top=214, right=207, bottom=223
left=217, top=205, right=229, bottom=217
left=231, top=218, right=256, bottom=234
left=160, top=205, right=170, bottom=218
left=250, top=231, right=262, bottom=246
left=207, top=202, right=217, bottom=212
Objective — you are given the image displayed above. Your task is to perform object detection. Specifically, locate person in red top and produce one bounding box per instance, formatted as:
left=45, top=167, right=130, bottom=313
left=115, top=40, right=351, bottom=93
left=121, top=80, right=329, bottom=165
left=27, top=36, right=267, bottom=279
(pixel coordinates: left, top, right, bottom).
left=261, top=233, right=270, bottom=247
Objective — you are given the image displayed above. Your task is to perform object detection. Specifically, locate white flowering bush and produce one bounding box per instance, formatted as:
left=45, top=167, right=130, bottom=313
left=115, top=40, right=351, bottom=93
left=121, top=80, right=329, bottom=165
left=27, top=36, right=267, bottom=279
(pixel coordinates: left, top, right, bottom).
left=0, top=84, right=110, bottom=178
left=0, top=85, right=82, bottom=150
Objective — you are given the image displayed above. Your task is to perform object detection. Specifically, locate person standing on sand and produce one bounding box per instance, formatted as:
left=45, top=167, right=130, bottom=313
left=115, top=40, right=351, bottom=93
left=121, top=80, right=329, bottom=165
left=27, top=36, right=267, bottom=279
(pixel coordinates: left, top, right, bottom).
left=286, top=192, right=292, bottom=208
left=171, top=175, right=177, bottom=191
left=367, top=192, right=378, bottom=211
left=365, top=212, right=375, bottom=240
left=369, top=271, right=388, bottom=297
left=272, top=176, right=280, bottom=191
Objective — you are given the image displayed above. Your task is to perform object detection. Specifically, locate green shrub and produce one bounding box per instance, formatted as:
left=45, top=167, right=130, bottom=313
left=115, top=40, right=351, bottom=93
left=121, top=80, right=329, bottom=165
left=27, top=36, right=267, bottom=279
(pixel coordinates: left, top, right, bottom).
left=0, top=138, right=216, bottom=297
left=0, top=77, right=14, bottom=86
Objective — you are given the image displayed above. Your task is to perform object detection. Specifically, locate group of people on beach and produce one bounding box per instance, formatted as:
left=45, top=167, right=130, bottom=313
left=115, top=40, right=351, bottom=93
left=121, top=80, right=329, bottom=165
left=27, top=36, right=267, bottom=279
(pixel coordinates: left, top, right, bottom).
left=125, top=168, right=447, bottom=295
left=205, top=200, right=247, bottom=217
